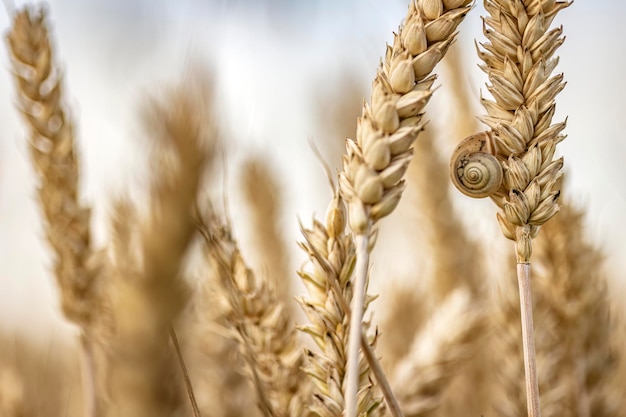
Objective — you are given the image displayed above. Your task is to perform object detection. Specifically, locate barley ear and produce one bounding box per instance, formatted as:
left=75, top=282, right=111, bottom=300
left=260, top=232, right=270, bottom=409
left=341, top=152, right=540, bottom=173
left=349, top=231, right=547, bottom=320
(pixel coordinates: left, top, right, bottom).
left=338, top=2, right=473, bottom=415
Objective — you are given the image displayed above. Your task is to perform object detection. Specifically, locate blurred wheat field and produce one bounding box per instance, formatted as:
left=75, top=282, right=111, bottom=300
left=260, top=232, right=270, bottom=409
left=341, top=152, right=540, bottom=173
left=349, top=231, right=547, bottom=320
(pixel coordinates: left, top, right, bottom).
left=0, top=1, right=625, bottom=417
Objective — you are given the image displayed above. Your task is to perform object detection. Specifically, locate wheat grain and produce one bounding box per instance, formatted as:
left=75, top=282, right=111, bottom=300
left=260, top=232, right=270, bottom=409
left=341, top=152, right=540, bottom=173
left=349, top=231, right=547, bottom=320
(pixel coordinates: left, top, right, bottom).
left=0, top=365, right=26, bottom=417
left=476, top=0, right=571, bottom=261
left=187, top=264, right=256, bottom=417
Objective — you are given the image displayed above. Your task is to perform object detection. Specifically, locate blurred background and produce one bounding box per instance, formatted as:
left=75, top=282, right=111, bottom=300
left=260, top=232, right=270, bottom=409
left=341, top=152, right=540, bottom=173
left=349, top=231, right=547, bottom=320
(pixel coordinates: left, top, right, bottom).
left=0, top=0, right=624, bottom=345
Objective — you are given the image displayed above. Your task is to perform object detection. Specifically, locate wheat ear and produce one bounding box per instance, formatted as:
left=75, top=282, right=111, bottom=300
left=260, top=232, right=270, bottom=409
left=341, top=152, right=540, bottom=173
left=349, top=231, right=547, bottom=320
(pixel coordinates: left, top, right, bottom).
left=391, top=289, right=484, bottom=416
left=338, top=1, right=472, bottom=415
left=313, top=72, right=365, bottom=172
left=533, top=202, right=620, bottom=417
left=6, top=7, right=102, bottom=416
left=448, top=1, right=572, bottom=415
left=198, top=209, right=305, bottom=417
left=105, top=82, right=209, bottom=417
left=297, top=189, right=384, bottom=417
left=240, top=156, right=292, bottom=310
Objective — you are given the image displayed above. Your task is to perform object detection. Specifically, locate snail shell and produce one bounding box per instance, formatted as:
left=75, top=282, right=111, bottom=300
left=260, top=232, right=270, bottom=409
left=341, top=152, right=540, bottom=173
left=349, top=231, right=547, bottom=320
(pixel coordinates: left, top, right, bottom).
left=450, top=131, right=503, bottom=198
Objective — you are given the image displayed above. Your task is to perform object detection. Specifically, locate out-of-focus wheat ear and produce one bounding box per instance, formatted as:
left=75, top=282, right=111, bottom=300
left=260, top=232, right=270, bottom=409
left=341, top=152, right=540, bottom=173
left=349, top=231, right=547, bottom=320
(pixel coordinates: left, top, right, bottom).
left=377, top=282, right=425, bottom=374
left=0, top=365, right=26, bottom=417
left=608, top=308, right=626, bottom=415
left=7, top=4, right=98, bottom=327
left=533, top=201, right=622, bottom=417
left=6, top=7, right=103, bottom=417
left=104, top=82, right=210, bottom=417
left=338, top=2, right=474, bottom=414
left=240, top=155, right=293, bottom=311
left=0, top=332, right=83, bottom=417
left=442, top=43, right=479, bottom=143
left=198, top=209, right=306, bottom=417
left=297, top=189, right=385, bottom=417
left=390, top=288, right=484, bottom=417
left=313, top=72, right=365, bottom=172
left=409, top=126, right=491, bottom=416
left=410, top=127, right=484, bottom=301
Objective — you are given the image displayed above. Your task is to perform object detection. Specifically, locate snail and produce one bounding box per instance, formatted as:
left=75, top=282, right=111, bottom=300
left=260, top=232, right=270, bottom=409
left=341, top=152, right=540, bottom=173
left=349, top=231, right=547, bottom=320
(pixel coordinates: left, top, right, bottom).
left=450, top=131, right=503, bottom=198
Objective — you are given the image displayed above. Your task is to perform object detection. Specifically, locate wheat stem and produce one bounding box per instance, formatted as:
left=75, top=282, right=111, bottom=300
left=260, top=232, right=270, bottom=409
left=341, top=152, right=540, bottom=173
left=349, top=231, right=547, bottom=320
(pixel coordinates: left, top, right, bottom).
left=327, top=271, right=404, bottom=417
left=346, top=231, right=371, bottom=417
left=360, top=333, right=405, bottom=417
left=168, top=326, right=201, bottom=417
left=80, top=331, right=98, bottom=417
left=517, top=263, right=539, bottom=417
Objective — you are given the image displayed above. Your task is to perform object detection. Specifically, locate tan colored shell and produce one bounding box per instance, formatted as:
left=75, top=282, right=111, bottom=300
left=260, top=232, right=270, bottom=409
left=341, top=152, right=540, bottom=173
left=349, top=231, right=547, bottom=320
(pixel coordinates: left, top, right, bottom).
left=450, top=132, right=502, bottom=198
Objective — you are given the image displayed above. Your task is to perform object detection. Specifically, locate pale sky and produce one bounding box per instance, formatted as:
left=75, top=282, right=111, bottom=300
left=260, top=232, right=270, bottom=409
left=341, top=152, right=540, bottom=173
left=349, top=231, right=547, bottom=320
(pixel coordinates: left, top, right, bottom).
left=1, top=1, right=624, bottom=342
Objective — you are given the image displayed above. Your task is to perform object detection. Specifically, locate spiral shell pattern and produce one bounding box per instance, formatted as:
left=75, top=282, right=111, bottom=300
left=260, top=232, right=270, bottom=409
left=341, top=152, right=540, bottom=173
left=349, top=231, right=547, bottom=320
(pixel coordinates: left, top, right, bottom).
left=450, top=132, right=502, bottom=198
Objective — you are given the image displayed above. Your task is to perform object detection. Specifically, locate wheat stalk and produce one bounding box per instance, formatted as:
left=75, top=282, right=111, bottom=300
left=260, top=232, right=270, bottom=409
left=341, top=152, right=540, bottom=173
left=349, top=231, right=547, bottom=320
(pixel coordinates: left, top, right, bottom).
left=489, top=264, right=535, bottom=417
left=338, top=1, right=473, bottom=414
